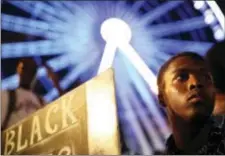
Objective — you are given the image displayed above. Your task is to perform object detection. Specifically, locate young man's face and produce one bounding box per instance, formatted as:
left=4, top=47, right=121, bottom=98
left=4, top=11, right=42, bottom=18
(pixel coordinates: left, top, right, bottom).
left=163, top=56, right=215, bottom=122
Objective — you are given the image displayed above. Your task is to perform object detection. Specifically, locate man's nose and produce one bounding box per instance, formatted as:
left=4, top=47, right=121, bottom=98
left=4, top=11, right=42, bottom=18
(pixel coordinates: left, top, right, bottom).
left=188, top=74, right=204, bottom=90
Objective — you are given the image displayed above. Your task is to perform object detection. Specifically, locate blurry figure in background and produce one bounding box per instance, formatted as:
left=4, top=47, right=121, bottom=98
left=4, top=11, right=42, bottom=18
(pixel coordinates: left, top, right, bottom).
left=1, top=89, right=42, bottom=129
left=1, top=58, right=44, bottom=130
left=17, top=58, right=45, bottom=105
left=17, top=58, right=36, bottom=90
left=157, top=52, right=225, bottom=154
left=205, top=41, right=225, bottom=121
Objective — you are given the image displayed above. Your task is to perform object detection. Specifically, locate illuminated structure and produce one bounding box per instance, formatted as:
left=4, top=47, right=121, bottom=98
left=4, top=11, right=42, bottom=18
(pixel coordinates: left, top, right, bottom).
left=1, top=1, right=224, bottom=154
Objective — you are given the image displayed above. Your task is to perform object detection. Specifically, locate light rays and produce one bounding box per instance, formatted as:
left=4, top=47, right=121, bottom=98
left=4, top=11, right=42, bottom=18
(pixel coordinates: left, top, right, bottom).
left=124, top=65, right=165, bottom=151
left=114, top=56, right=152, bottom=154
left=44, top=53, right=100, bottom=102
left=2, top=40, right=67, bottom=58
left=118, top=43, right=158, bottom=94
left=97, top=42, right=117, bottom=74
left=137, top=1, right=184, bottom=26
left=156, top=39, right=214, bottom=55
left=149, top=16, right=207, bottom=37
left=47, top=1, right=77, bottom=21
left=131, top=1, right=146, bottom=13
left=6, top=1, right=62, bottom=23
left=2, top=13, right=62, bottom=39
left=122, top=55, right=170, bottom=140
left=114, top=1, right=129, bottom=18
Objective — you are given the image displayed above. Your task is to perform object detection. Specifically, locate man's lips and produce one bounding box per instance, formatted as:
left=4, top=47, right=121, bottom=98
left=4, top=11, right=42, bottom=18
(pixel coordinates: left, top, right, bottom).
left=187, top=93, right=204, bottom=102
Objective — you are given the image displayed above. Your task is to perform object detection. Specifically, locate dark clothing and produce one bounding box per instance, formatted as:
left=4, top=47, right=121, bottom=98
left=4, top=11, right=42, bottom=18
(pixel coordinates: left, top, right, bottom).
left=166, top=120, right=225, bottom=155
left=214, top=115, right=225, bottom=129
left=205, top=41, right=225, bottom=93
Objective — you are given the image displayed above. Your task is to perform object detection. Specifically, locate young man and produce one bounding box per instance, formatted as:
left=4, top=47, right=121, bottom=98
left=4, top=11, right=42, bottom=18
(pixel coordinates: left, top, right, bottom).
left=157, top=52, right=225, bottom=154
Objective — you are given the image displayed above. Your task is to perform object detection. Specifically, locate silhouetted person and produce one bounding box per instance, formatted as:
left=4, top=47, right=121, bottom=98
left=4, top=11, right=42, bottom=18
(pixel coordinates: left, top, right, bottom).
left=17, top=58, right=38, bottom=90
left=205, top=41, right=225, bottom=117
left=1, top=58, right=43, bottom=130
left=157, top=52, right=225, bottom=154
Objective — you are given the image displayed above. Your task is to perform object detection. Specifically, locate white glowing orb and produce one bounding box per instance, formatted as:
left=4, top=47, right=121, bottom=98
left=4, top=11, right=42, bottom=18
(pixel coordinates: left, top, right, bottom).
left=204, top=10, right=215, bottom=24
left=100, top=18, right=132, bottom=43
left=214, top=28, right=225, bottom=41
left=193, top=1, right=205, bottom=10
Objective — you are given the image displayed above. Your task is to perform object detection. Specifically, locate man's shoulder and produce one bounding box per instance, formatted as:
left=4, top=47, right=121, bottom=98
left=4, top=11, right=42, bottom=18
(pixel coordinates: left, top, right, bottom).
left=208, top=121, right=225, bottom=154
left=214, top=115, right=225, bottom=129
left=165, top=120, right=225, bottom=155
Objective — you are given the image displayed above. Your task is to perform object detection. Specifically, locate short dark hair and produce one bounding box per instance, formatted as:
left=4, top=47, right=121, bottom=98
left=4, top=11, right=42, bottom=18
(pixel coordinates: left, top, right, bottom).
left=205, top=41, right=225, bottom=93
left=157, top=52, right=205, bottom=96
left=17, top=58, right=38, bottom=77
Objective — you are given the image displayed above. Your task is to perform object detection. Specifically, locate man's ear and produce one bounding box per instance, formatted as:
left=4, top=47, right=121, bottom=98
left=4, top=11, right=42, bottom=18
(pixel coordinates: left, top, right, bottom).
left=158, top=93, right=166, bottom=107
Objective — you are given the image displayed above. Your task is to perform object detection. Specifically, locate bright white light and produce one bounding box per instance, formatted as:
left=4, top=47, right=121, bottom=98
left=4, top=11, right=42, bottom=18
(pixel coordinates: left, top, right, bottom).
left=206, top=1, right=225, bottom=31
left=97, top=42, right=117, bottom=74
left=86, top=73, right=120, bottom=154
left=99, top=18, right=157, bottom=95
left=98, top=18, right=132, bottom=74
left=204, top=10, right=215, bottom=24
left=100, top=18, right=132, bottom=43
left=193, top=1, right=205, bottom=10
left=214, top=28, right=225, bottom=41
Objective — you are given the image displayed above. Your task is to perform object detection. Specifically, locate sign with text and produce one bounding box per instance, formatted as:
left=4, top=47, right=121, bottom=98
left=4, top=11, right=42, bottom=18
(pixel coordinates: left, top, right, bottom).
left=2, top=68, right=121, bottom=155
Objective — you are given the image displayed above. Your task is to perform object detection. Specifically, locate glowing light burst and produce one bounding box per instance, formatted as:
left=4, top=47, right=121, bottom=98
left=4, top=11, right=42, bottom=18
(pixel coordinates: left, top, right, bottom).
left=2, top=0, right=219, bottom=154
left=98, top=18, right=132, bottom=74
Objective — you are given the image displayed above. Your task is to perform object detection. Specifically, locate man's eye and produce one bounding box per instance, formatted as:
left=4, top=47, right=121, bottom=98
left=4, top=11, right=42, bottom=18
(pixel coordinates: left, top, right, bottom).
left=176, top=73, right=189, bottom=82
